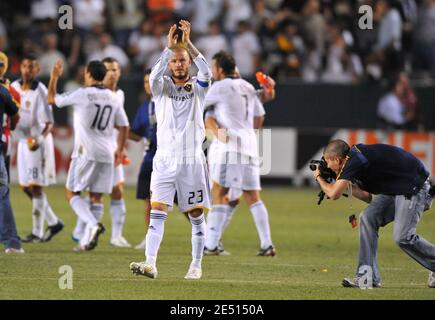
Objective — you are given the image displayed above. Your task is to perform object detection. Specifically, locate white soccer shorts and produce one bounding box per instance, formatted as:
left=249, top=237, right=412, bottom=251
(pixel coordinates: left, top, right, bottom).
left=17, top=133, right=56, bottom=187
left=210, top=152, right=261, bottom=191
left=112, top=164, right=125, bottom=188
left=66, top=156, right=113, bottom=194
left=150, top=155, right=211, bottom=213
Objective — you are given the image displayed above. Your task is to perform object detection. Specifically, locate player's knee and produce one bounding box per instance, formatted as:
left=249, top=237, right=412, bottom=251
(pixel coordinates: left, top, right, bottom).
left=244, top=191, right=260, bottom=206
left=65, top=189, right=77, bottom=201
left=31, top=186, right=42, bottom=197
left=186, top=208, right=202, bottom=218
left=90, top=193, right=103, bottom=204
left=111, top=185, right=123, bottom=200
left=151, top=202, right=168, bottom=212
left=228, top=198, right=240, bottom=208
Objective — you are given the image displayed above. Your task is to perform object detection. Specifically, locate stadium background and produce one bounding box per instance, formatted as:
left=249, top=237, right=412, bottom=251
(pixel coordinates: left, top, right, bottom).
left=1, top=0, right=435, bottom=185
left=1, top=0, right=435, bottom=300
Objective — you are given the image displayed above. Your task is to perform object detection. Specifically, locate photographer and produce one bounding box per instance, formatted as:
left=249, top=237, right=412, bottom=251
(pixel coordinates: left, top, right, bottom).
left=313, top=139, right=435, bottom=288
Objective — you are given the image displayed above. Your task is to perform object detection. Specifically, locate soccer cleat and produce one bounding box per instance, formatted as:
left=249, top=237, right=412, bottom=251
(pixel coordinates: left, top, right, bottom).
left=43, top=220, right=64, bottom=242
left=110, top=236, right=132, bottom=248
left=85, top=223, right=105, bottom=251
left=134, top=238, right=146, bottom=250
left=342, top=276, right=382, bottom=288
left=4, top=247, right=25, bottom=254
left=204, top=246, right=220, bottom=256
left=21, top=233, right=42, bottom=243
left=130, top=261, right=157, bottom=279
left=184, top=267, right=202, bottom=280
left=73, top=245, right=86, bottom=252
left=428, top=272, right=435, bottom=288
left=256, top=245, right=276, bottom=257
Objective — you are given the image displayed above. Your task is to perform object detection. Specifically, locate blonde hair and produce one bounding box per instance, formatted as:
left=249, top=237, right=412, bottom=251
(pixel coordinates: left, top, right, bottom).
left=0, top=51, right=8, bottom=77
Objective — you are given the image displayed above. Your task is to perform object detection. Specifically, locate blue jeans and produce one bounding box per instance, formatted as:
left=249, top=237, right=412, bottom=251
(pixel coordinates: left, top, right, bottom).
left=0, top=153, right=21, bottom=249
left=357, top=181, right=435, bottom=283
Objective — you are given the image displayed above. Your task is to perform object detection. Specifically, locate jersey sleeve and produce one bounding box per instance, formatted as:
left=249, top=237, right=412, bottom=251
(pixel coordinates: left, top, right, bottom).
left=149, top=47, right=172, bottom=97
left=253, top=94, right=265, bottom=117
left=114, top=104, right=129, bottom=127
left=1, top=86, right=19, bottom=116
left=54, top=88, right=83, bottom=108
left=38, top=84, right=54, bottom=123
left=337, top=148, right=369, bottom=181
left=193, top=53, right=211, bottom=89
left=130, top=103, right=148, bottom=137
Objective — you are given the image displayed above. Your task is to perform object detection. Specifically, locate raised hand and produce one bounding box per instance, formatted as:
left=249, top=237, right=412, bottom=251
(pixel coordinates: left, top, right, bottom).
left=179, top=20, right=191, bottom=44
left=51, top=59, right=64, bottom=79
left=167, top=24, right=178, bottom=49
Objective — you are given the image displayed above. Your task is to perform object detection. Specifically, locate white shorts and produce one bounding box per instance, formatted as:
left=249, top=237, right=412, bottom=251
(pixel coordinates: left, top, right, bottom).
left=112, top=164, right=125, bottom=188
left=210, top=152, right=261, bottom=191
left=228, top=188, right=243, bottom=202
left=150, top=155, right=211, bottom=213
left=17, top=133, right=56, bottom=187
left=66, top=156, right=113, bottom=194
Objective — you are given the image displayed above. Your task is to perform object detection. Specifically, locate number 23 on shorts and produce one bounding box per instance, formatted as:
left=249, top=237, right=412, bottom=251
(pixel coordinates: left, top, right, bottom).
left=188, top=190, right=203, bottom=205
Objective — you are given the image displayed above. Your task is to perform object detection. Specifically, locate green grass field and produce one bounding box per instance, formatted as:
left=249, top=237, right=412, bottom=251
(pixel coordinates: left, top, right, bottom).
left=1, top=185, right=435, bottom=300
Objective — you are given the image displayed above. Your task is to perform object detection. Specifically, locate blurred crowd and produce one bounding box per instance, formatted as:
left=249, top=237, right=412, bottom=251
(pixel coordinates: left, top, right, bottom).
left=0, top=0, right=434, bottom=84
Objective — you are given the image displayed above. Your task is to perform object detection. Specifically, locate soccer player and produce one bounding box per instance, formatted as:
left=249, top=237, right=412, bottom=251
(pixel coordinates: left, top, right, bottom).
left=11, top=55, right=63, bottom=243
left=129, top=20, right=211, bottom=279
left=203, top=51, right=276, bottom=256
left=313, top=140, right=435, bottom=288
left=48, top=59, right=129, bottom=251
left=0, top=51, right=23, bottom=253
left=71, top=57, right=131, bottom=248
left=205, top=69, right=276, bottom=256
left=128, top=69, right=157, bottom=250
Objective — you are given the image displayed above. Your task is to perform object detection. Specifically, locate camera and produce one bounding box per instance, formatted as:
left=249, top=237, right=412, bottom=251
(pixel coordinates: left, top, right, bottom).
left=309, top=157, right=340, bottom=205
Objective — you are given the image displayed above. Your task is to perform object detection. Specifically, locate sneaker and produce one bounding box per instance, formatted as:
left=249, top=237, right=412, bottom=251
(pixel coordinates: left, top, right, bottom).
left=73, top=245, right=86, bottom=252
left=184, top=267, right=202, bottom=280
left=110, top=236, right=132, bottom=248
left=134, top=238, right=146, bottom=250
left=5, top=247, right=25, bottom=254
left=218, top=241, right=231, bottom=256
left=342, top=276, right=382, bottom=288
left=21, top=234, right=42, bottom=243
left=43, top=221, right=64, bottom=242
left=256, top=245, right=276, bottom=257
left=428, top=272, right=435, bottom=288
left=130, top=261, right=157, bottom=279
left=85, top=223, right=105, bottom=251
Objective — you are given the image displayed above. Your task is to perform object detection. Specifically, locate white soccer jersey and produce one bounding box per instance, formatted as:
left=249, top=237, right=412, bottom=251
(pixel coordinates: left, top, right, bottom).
left=54, top=85, right=129, bottom=163
left=149, top=47, right=211, bottom=158
left=11, top=80, right=54, bottom=138
left=111, top=88, right=125, bottom=150
left=204, top=78, right=263, bottom=158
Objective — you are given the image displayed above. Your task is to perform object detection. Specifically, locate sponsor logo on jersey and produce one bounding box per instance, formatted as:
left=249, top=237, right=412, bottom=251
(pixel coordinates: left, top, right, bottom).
left=183, top=83, right=192, bottom=92
left=25, top=100, right=31, bottom=109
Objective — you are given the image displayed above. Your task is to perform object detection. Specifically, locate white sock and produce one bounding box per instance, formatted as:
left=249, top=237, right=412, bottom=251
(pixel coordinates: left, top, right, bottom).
left=110, top=199, right=126, bottom=239
left=42, top=193, right=59, bottom=226
left=69, top=196, right=97, bottom=227
left=205, top=205, right=229, bottom=250
left=90, top=203, right=104, bottom=222
left=72, top=217, right=86, bottom=241
left=250, top=201, right=273, bottom=249
left=32, top=196, right=47, bottom=238
left=189, top=212, right=206, bottom=269
left=145, top=210, right=167, bottom=267
left=221, top=205, right=237, bottom=235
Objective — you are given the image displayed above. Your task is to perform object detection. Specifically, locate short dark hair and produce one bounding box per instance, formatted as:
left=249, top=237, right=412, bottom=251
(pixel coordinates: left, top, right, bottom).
left=102, top=57, right=119, bottom=65
left=324, top=139, right=350, bottom=158
left=212, top=51, right=236, bottom=75
left=86, top=60, right=107, bottom=81
left=22, top=53, right=37, bottom=62
left=144, top=68, right=151, bottom=76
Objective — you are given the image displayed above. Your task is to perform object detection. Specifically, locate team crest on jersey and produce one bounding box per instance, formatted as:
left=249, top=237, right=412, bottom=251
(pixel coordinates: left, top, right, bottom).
left=183, top=83, right=192, bottom=92
left=25, top=100, right=31, bottom=109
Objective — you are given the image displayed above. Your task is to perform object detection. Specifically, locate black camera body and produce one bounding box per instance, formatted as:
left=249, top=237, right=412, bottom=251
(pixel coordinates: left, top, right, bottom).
left=309, top=157, right=339, bottom=205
